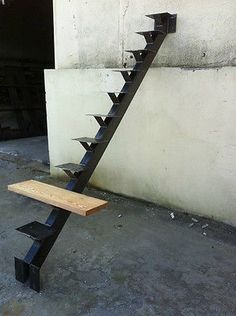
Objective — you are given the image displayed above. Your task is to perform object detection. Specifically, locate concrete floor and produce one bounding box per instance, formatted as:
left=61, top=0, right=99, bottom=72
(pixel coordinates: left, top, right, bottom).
left=0, top=136, right=49, bottom=165
left=0, top=138, right=236, bottom=315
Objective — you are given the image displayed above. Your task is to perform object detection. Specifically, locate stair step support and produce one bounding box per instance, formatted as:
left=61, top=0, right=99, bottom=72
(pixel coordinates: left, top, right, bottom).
left=16, top=221, right=56, bottom=241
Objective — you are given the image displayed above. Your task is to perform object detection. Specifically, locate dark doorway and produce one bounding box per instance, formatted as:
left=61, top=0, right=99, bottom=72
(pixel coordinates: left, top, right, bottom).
left=0, top=0, right=54, bottom=140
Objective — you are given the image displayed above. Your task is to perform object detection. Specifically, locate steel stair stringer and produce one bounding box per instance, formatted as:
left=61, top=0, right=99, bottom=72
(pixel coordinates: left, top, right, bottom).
left=14, top=12, right=177, bottom=292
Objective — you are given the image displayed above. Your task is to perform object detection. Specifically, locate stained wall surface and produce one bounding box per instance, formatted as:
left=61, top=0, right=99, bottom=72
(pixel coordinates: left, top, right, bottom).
left=53, top=0, right=236, bottom=68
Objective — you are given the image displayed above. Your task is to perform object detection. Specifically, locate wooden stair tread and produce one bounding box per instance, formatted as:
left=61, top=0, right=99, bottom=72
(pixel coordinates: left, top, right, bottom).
left=8, top=180, right=108, bottom=216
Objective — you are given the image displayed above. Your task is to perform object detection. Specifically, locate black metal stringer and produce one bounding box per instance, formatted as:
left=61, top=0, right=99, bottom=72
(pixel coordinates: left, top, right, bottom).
left=15, top=12, right=177, bottom=292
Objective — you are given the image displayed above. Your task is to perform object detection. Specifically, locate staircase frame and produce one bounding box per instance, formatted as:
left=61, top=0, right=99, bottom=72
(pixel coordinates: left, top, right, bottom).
left=15, top=12, right=177, bottom=292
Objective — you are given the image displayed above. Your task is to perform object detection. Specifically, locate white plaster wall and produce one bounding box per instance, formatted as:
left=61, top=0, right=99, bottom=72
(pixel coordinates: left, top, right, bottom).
left=53, top=0, right=236, bottom=69
left=45, top=67, right=236, bottom=226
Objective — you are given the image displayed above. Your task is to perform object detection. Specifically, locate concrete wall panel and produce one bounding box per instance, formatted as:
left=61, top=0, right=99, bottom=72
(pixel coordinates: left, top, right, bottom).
left=53, top=0, right=236, bottom=68
left=45, top=67, right=236, bottom=226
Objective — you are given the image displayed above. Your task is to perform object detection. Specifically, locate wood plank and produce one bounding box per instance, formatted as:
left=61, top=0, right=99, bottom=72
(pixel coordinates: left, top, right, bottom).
left=8, top=180, right=108, bottom=216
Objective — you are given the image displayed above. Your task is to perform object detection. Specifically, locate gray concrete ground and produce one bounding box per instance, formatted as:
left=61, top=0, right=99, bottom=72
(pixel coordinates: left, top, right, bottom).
left=0, top=138, right=236, bottom=316
left=0, top=136, right=49, bottom=165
